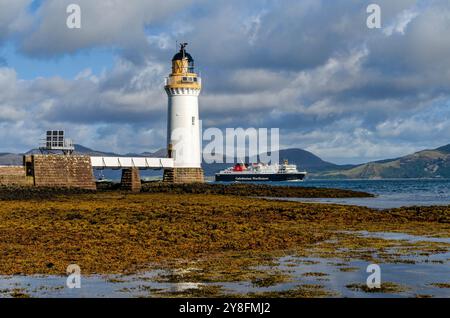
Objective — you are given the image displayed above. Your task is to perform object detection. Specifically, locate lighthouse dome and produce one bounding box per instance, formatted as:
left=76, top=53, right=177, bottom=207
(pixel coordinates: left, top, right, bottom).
left=172, top=51, right=194, bottom=63
left=172, top=43, right=194, bottom=63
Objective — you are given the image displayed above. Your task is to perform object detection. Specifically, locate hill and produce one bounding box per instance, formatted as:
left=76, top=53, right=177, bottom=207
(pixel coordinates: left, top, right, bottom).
left=0, top=153, right=23, bottom=166
left=0, top=145, right=166, bottom=166
left=2, top=143, right=450, bottom=179
left=316, top=144, right=450, bottom=179
left=201, top=148, right=350, bottom=176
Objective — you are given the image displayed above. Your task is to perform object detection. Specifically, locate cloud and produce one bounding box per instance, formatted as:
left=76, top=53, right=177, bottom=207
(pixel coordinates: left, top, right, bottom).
left=383, top=8, right=419, bottom=36
left=0, top=59, right=169, bottom=152
left=0, top=0, right=450, bottom=162
left=18, top=0, right=193, bottom=60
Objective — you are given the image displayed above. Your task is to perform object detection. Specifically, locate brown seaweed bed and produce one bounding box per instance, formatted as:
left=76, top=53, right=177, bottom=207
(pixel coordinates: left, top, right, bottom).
left=140, top=183, right=374, bottom=198
left=0, top=183, right=372, bottom=200
left=0, top=184, right=448, bottom=297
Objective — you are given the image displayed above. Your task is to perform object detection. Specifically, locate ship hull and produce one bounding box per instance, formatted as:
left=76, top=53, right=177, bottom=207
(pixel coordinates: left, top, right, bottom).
left=215, top=173, right=306, bottom=182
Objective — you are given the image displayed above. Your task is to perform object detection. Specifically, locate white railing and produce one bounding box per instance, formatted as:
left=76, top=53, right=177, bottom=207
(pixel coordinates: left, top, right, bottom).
left=90, top=157, right=174, bottom=169
left=165, top=76, right=201, bottom=86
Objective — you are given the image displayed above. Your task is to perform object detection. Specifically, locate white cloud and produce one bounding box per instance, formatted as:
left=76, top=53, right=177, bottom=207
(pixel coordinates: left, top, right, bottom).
left=0, top=0, right=31, bottom=40
left=383, top=8, right=419, bottom=36
left=18, top=0, right=193, bottom=58
left=0, top=0, right=450, bottom=163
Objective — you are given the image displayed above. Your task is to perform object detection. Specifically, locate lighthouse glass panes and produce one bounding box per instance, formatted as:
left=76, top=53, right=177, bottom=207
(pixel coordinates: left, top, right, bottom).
left=181, top=77, right=197, bottom=83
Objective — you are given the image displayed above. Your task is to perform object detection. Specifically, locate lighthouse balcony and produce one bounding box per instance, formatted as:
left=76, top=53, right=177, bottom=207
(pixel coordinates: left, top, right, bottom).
left=165, top=76, right=201, bottom=86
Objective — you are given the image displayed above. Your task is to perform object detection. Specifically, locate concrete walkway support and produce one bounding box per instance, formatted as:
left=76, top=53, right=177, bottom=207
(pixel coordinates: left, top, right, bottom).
left=120, top=167, right=141, bottom=192
left=163, top=168, right=204, bottom=184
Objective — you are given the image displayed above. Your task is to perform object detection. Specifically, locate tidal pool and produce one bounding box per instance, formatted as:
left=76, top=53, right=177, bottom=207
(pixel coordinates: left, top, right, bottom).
left=1, top=232, right=449, bottom=298
left=265, top=195, right=450, bottom=209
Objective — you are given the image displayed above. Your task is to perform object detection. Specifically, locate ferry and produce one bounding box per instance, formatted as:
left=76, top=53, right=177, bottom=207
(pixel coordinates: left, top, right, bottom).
left=215, top=160, right=307, bottom=182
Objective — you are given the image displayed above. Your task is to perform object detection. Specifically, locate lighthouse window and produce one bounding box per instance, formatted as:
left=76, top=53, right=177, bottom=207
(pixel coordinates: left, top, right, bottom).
left=182, top=77, right=195, bottom=83
left=192, top=117, right=195, bottom=125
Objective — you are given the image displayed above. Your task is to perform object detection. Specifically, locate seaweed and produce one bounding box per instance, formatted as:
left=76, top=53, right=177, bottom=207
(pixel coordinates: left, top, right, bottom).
left=0, top=189, right=448, bottom=290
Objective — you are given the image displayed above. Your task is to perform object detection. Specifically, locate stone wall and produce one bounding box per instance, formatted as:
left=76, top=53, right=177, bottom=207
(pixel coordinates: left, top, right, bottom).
left=163, top=168, right=204, bottom=183
left=30, top=155, right=96, bottom=190
left=120, top=167, right=141, bottom=192
left=0, top=166, right=31, bottom=186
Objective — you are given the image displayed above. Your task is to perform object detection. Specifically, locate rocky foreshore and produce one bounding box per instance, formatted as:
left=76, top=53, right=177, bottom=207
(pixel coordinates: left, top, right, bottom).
left=0, top=187, right=448, bottom=297
left=140, top=182, right=373, bottom=198
left=0, top=182, right=373, bottom=200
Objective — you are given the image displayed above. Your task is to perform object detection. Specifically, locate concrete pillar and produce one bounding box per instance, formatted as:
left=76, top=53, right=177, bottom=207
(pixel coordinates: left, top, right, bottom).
left=120, top=167, right=141, bottom=192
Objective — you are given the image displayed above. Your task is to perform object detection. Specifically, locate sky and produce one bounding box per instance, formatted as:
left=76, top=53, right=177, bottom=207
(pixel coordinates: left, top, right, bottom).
left=0, top=0, right=449, bottom=164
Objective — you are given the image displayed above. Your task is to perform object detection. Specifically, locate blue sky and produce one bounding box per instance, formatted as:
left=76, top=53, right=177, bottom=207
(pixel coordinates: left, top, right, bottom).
left=0, top=0, right=449, bottom=164
left=1, top=43, right=114, bottom=79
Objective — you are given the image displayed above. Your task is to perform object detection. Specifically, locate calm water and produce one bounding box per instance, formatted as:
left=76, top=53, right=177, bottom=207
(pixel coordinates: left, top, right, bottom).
left=238, top=179, right=450, bottom=209
left=98, top=169, right=450, bottom=209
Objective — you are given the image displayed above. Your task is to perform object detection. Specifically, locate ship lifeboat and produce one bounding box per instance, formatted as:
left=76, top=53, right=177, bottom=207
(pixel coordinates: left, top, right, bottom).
left=233, top=164, right=246, bottom=172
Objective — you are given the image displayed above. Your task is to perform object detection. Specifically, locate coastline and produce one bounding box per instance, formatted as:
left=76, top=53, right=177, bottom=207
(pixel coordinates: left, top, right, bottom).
left=0, top=185, right=448, bottom=297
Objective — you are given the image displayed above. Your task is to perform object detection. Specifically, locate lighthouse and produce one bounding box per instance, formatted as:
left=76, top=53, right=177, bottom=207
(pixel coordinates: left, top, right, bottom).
left=163, top=43, right=204, bottom=183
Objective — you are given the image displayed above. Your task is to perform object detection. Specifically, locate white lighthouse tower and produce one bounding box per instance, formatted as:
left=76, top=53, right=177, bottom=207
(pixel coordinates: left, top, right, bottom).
left=163, top=43, right=204, bottom=183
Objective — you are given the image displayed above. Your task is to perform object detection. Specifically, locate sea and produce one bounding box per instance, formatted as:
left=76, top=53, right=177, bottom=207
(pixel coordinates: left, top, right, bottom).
left=241, top=179, right=450, bottom=209
left=95, top=167, right=450, bottom=209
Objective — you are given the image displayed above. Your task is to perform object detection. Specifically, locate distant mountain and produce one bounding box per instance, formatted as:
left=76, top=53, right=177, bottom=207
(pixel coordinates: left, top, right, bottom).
left=276, top=148, right=352, bottom=172
left=0, top=145, right=166, bottom=166
left=136, top=148, right=167, bottom=158
left=0, top=153, right=22, bottom=166
left=2, top=143, right=450, bottom=179
left=436, top=144, right=450, bottom=154
left=201, top=148, right=352, bottom=176
left=316, top=144, right=450, bottom=179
